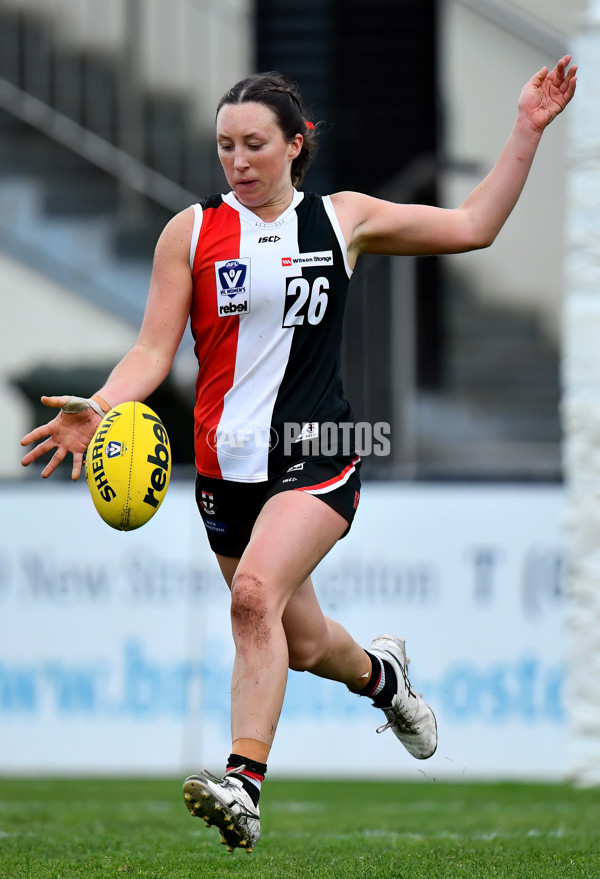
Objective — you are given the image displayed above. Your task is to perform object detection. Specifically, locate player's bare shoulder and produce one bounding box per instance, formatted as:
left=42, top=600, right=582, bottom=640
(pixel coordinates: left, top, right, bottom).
left=329, top=190, right=370, bottom=221
left=155, top=205, right=196, bottom=258
left=329, top=191, right=377, bottom=265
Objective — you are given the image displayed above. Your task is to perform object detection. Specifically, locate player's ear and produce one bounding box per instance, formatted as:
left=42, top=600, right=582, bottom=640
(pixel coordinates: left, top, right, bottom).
left=288, top=133, right=303, bottom=161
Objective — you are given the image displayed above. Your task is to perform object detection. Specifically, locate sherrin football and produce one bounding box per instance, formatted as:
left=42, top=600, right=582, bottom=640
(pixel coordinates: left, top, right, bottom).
left=86, top=401, right=171, bottom=531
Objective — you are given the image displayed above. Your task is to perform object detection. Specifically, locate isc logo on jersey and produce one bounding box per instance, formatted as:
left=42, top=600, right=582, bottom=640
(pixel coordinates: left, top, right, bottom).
left=215, top=258, right=251, bottom=317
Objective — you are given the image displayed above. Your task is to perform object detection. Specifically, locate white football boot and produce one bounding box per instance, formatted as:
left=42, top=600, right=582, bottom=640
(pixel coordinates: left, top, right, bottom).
left=369, top=634, right=438, bottom=759
left=183, top=768, right=260, bottom=853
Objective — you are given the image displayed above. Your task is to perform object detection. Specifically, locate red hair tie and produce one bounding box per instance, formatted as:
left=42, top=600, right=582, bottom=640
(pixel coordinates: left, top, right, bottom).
left=305, top=120, right=314, bottom=130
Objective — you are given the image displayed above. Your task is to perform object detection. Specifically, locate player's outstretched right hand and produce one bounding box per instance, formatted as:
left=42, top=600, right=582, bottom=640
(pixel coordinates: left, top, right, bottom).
left=20, top=395, right=103, bottom=481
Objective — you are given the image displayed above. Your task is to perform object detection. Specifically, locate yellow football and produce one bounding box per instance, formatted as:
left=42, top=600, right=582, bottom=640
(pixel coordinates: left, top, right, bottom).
left=86, top=401, right=171, bottom=531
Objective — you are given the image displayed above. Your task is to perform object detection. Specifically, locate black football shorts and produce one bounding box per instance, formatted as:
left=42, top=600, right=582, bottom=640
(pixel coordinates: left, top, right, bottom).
left=195, top=453, right=361, bottom=557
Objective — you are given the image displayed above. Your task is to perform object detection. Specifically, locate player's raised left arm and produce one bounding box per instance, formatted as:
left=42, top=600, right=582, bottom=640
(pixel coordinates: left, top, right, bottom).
left=455, top=54, right=577, bottom=249
left=336, top=56, right=577, bottom=260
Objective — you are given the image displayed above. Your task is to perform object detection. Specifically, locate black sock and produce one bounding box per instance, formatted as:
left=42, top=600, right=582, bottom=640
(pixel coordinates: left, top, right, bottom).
left=226, top=753, right=267, bottom=807
left=351, top=650, right=398, bottom=708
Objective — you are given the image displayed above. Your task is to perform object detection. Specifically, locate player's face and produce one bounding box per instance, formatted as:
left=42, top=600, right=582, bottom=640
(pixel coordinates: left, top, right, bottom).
left=216, top=102, right=302, bottom=212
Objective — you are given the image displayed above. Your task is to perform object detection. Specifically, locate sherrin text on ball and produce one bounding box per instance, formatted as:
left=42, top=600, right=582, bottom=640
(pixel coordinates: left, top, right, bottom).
left=86, top=401, right=171, bottom=531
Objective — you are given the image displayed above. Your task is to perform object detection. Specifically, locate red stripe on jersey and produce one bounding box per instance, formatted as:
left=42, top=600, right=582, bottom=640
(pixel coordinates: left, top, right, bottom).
left=191, top=203, right=242, bottom=477
left=295, top=454, right=361, bottom=493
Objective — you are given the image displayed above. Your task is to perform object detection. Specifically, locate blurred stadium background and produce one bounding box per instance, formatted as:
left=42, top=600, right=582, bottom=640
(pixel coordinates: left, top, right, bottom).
left=1, top=0, right=599, bottom=785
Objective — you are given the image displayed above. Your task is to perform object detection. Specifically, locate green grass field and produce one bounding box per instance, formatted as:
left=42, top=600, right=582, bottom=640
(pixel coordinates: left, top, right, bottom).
left=0, top=778, right=599, bottom=878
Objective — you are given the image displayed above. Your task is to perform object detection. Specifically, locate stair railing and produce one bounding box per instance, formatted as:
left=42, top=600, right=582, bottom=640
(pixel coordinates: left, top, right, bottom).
left=0, top=75, right=197, bottom=214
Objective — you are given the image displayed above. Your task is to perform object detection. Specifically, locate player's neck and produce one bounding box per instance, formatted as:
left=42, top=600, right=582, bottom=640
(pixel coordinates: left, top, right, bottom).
left=237, top=186, right=296, bottom=224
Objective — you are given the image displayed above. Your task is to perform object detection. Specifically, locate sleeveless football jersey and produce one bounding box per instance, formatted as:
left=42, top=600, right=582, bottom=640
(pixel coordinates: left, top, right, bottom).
left=189, top=189, right=354, bottom=482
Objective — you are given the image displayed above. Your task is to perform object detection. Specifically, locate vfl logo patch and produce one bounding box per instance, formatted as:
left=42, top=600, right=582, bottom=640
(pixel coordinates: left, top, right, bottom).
left=215, top=257, right=251, bottom=317
left=105, top=441, right=123, bottom=458
left=217, top=260, right=248, bottom=298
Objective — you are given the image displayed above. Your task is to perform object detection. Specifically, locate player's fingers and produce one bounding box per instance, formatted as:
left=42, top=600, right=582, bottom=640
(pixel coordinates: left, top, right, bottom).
left=20, top=421, right=56, bottom=446
left=552, top=55, right=569, bottom=77
left=41, top=446, right=67, bottom=479
left=40, top=395, right=72, bottom=409
left=531, top=65, right=549, bottom=86
left=562, top=64, right=578, bottom=93
left=20, top=436, right=56, bottom=466
left=71, top=452, right=84, bottom=482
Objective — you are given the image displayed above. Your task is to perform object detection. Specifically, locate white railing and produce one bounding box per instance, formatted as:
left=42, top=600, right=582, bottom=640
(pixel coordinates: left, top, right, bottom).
left=0, top=76, right=197, bottom=212
left=0, top=0, right=253, bottom=209
left=0, top=0, right=253, bottom=132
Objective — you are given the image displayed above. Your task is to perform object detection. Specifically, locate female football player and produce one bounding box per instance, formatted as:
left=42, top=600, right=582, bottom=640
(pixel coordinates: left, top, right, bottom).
left=21, top=56, right=576, bottom=853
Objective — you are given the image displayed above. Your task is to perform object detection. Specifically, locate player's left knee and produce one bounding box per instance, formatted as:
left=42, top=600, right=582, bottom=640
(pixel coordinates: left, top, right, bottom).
left=287, top=636, right=330, bottom=672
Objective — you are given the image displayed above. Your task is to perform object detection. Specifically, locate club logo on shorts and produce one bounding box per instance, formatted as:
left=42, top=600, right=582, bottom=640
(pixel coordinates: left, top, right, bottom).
left=215, top=258, right=251, bottom=317
left=201, top=491, right=216, bottom=515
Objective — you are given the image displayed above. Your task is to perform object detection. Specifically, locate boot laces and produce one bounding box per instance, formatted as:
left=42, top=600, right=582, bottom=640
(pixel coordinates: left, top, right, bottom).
left=200, top=766, right=257, bottom=820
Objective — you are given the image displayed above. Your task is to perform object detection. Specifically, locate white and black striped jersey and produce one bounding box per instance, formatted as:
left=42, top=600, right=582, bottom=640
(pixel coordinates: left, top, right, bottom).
left=189, top=189, right=354, bottom=481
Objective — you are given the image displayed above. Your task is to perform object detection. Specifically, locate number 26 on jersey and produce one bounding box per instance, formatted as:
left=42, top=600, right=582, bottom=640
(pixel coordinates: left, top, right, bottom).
left=282, top=277, right=329, bottom=327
